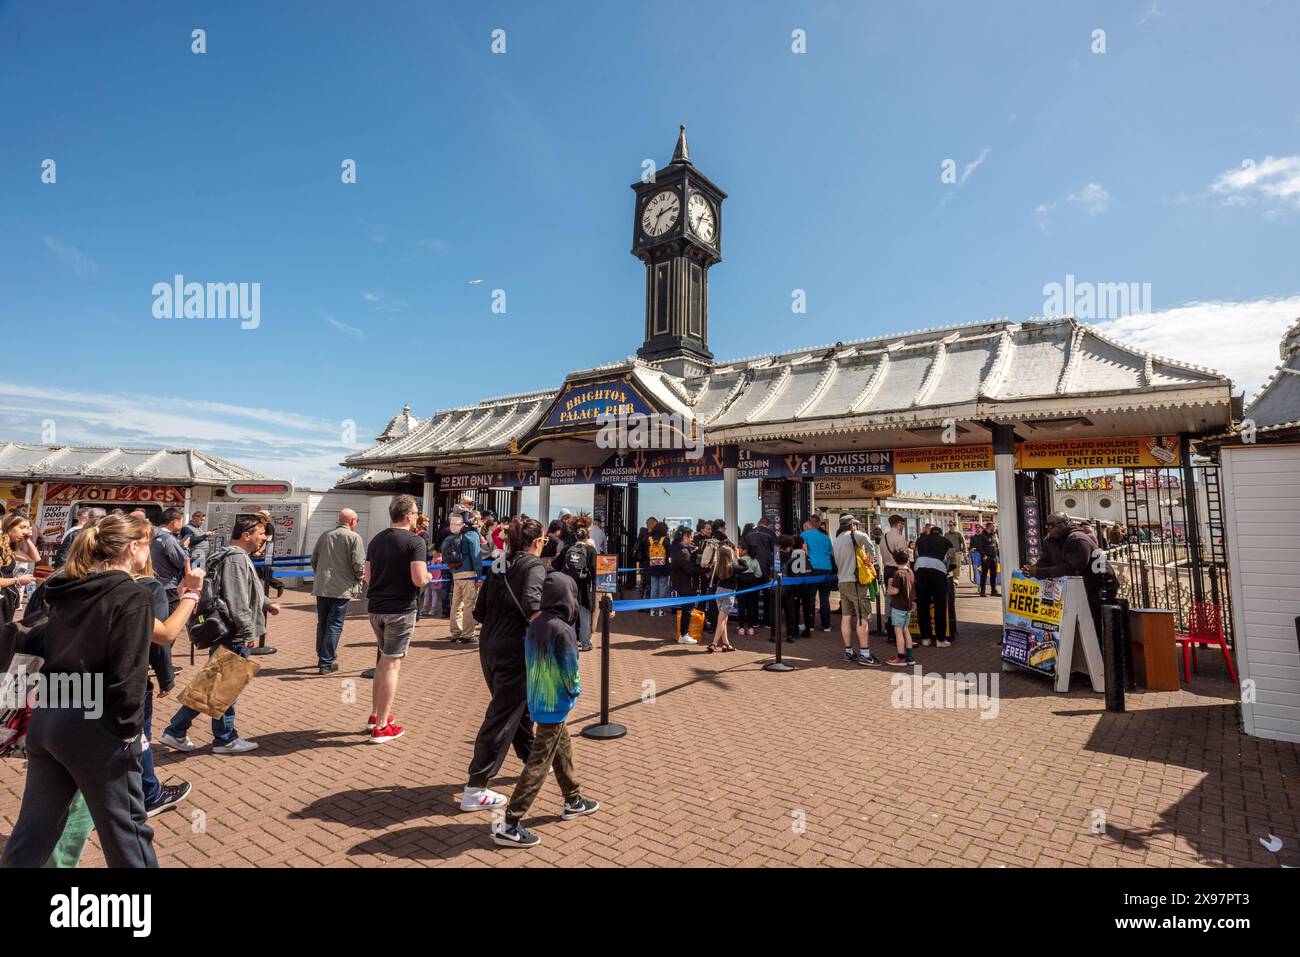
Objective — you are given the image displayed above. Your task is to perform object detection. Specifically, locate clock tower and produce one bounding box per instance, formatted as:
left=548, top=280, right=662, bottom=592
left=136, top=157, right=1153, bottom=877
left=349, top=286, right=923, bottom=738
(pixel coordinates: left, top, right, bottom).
left=631, top=125, right=725, bottom=375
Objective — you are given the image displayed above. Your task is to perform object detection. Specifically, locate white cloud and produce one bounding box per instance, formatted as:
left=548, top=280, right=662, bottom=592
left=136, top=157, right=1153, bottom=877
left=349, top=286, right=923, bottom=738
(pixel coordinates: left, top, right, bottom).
left=323, top=314, right=365, bottom=339
left=960, top=147, right=990, bottom=186
left=1034, top=202, right=1057, bottom=231
left=1092, top=295, right=1300, bottom=397
left=1137, top=2, right=1164, bottom=26
left=42, top=236, right=97, bottom=278
left=360, top=291, right=407, bottom=313
left=0, top=381, right=368, bottom=489
left=1035, top=183, right=1110, bottom=229
left=1067, top=182, right=1111, bottom=215
left=1210, top=155, right=1300, bottom=211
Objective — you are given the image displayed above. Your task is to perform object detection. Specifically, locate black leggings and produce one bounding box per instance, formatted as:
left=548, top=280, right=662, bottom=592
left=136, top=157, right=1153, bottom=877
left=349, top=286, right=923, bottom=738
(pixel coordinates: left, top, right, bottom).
left=1, top=708, right=157, bottom=868
left=466, top=638, right=534, bottom=789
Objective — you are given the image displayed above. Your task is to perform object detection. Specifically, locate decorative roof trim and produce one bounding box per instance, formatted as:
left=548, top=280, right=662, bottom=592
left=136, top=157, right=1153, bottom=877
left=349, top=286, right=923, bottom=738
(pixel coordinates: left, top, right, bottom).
left=744, top=365, right=792, bottom=423
left=701, top=369, right=752, bottom=425
left=133, top=449, right=169, bottom=478
left=714, top=317, right=1013, bottom=368
left=795, top=360, right=838, bottom=419
left=913, top=340, right=948, bottom=406
left=469, top=403, right=521, bottom=447
left=979, top=328, right=1016, bottom=399
left=1057, top=323, right=1085, bottom=395
left=850, top=353, right=890, bottom=413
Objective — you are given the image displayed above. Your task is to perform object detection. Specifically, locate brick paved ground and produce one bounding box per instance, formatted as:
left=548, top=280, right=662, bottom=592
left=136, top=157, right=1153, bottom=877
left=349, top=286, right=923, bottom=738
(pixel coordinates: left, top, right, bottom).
left=2, top=580, right=1297, bottom=867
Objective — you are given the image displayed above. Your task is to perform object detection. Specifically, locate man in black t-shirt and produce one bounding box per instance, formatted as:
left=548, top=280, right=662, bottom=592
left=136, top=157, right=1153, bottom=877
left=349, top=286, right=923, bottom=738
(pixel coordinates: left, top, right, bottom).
left=363, top=494, right=431, bottom=744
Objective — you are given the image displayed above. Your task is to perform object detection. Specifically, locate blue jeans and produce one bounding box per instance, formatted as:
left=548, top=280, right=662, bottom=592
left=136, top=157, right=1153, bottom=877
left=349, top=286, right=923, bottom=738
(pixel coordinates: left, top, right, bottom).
left=649, top=575, right=670, bottom=601
left=164, top=645, right=246, bottom=746
left=141, top=689, right=162, bottom=804
left=315, top=596, right=350, bottom=666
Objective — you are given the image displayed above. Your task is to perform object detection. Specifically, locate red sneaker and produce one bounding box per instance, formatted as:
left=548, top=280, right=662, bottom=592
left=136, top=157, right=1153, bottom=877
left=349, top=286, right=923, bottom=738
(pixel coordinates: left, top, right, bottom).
left=368, top=722, right=406, bottom=744
left=366, top=713, right=394, bottom=731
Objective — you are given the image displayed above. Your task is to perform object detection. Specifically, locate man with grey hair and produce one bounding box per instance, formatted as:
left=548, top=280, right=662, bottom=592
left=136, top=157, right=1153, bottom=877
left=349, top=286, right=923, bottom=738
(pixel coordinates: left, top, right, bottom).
left=311, top=507, right=366, bottom=674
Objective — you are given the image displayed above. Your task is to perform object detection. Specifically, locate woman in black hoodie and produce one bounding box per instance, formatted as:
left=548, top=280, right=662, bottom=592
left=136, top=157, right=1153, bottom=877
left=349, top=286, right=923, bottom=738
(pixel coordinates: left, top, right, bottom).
left=460, top=515, right=549, bottom=813
left=1, top=513, right=159, bottom=868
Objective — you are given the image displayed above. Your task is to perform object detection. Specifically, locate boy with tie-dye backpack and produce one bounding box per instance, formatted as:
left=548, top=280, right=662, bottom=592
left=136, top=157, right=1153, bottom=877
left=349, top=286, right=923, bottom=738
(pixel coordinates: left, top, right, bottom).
left=491, top=571, right=599, bottom=848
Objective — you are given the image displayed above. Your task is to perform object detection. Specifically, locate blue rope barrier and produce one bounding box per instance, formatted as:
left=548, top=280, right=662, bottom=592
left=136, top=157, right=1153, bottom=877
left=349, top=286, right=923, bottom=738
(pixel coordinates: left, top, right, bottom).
left=612, top=580, right=775, bottom=612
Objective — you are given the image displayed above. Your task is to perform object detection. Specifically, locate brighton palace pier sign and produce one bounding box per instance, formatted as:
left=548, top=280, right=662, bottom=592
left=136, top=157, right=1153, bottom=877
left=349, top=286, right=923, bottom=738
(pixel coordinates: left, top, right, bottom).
left=456, top=435, right=1181, bottom=489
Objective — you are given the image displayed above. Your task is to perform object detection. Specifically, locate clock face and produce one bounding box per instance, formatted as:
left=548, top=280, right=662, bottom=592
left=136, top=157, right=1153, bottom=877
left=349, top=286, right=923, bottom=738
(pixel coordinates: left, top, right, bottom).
left=688, top=192, right=716, bottom=243
left=641, top=190, right=680, bottom=237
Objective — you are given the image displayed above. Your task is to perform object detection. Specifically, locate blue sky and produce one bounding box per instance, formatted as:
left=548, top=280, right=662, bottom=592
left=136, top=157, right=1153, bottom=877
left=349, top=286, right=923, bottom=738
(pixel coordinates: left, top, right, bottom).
left=2, top=0, right=1298, bottom=523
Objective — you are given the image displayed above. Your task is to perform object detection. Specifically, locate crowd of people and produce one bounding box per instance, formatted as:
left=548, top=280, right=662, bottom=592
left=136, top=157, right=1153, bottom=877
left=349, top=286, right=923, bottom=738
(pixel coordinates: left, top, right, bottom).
left=624, top=512, right=1011, bottom=664
left=0, top=493, right=610, bottom=863
left=7, top=490, right=1127, bottom=866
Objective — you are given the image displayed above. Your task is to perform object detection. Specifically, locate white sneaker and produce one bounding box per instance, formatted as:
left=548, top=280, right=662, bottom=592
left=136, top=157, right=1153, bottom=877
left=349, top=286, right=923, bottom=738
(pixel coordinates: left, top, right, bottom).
left=921, top=639, right=933, bottom=646
left=212, top=737, right=259, bottom=755
left=160, top=732, right=197, bottom=752
left=461, top=787, right=507, bottom=812
left=936, top=640, right=952, bottom=648
left=678, top=636, right=698, bottom=645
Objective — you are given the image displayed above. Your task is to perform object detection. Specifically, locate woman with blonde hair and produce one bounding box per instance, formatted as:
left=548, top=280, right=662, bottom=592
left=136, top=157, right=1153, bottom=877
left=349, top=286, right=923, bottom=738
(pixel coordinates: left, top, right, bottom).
left=0, top=512, right=41, bottom=624
left=0, top=513, right=162, bottom=868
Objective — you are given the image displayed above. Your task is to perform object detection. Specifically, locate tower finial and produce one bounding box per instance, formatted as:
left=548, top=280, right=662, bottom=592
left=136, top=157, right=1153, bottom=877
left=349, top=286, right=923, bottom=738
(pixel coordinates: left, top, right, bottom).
left=671, top=124, right=690, bottom=165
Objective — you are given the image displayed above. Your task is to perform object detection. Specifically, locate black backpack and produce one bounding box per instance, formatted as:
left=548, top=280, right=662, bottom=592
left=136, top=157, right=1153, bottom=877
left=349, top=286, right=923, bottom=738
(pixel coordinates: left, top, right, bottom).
left=563, top=544, right=589, bottom=580
left=190, top=549, right=235, bottom=650
left=442, top=533, right=465, bottom=570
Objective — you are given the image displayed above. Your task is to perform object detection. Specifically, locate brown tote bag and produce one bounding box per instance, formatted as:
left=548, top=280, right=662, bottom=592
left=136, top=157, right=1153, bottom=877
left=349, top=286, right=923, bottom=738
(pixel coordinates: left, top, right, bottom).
left=178, top=646, right=260, bottom=719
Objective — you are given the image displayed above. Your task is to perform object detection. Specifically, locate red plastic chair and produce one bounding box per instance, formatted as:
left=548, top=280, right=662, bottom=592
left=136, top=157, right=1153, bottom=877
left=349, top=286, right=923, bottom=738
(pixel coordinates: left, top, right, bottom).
left=1174, top=602, right=1237, bottom=684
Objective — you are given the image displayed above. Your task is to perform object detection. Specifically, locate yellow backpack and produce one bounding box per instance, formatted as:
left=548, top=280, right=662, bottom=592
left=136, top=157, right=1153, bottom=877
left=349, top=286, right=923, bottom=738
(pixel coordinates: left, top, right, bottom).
left=853, top=540, right=877, bottom=586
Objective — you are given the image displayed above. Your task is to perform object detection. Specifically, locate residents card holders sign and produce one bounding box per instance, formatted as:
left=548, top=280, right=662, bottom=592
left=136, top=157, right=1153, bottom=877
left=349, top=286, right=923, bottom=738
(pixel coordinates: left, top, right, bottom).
left=1000, top=571, right=1104, bottom=693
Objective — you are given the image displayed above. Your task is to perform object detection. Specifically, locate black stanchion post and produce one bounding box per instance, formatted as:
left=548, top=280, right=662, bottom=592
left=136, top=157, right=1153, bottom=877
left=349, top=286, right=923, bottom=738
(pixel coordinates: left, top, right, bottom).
left=1101, top=603, right=1125, bottom=712
left=764, top=575, right=793, bottom=672
left=1116, top=597, right=1135, bottom=691
left=250, top=553, right=278, bottom=656
left=874, top=573, right=885, bottom=635
left=582, top=593, right=627, bottom=739
left=947, top=573, right=958, bottom=639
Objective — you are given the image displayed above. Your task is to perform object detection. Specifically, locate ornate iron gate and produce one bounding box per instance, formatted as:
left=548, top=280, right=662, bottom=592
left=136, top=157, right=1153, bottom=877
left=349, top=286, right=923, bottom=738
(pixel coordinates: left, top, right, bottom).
left=1108, top=461, right=1233, bottom=643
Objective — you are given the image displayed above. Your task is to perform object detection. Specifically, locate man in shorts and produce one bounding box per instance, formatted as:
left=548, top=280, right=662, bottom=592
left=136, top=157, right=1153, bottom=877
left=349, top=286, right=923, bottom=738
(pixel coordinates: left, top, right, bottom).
left=831, top=513, right=880, bottom=666
left=363, top=494, right=430, bottom=743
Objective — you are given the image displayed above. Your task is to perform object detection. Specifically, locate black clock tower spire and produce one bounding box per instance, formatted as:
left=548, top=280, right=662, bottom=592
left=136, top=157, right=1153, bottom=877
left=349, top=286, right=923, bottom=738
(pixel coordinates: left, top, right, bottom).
left=631, top=125, right=725, bottom=376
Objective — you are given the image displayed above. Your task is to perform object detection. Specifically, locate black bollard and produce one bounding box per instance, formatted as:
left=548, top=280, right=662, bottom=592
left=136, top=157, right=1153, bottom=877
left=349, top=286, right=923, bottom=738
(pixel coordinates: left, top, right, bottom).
left=582, top=593, right=627, bottom=739
left=249, top=556, right=278, bottom=656
left=947, top=573, right=958, bottom=639
left=1101, top=603, right=1125, bottom=712
left=764, top=575, right=794, bottom=672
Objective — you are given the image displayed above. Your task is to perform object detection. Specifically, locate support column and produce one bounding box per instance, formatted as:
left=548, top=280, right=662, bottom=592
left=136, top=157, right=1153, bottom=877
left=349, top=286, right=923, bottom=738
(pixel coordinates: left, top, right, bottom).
left=422, top=467, right=438, bottom=527
left=510, top=486, right=522, bottom=519
left=722, top=445, right=739, bottom=543
left=992, top=423, right=1020, bottom=599
left=537, top=458, right=552, bottom=524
